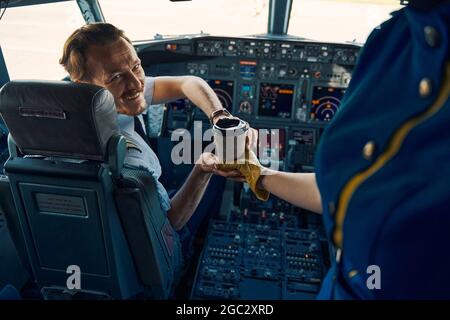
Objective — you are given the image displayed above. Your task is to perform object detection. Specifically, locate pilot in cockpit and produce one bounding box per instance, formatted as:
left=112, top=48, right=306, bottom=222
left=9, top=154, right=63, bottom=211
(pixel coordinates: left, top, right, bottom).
left=58, top=22, right=250, bottom=263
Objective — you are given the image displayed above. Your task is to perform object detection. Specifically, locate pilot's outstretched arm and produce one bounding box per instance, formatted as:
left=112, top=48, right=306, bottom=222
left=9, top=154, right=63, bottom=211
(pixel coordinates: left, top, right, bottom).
left=152, top=75, right=259, bottom=149
left=152, top=76, right=225, bottom=122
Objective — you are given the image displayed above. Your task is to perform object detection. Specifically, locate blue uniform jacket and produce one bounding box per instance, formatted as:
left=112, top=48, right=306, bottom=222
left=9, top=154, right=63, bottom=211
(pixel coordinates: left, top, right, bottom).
left=315, top=0, right=450, bottom=299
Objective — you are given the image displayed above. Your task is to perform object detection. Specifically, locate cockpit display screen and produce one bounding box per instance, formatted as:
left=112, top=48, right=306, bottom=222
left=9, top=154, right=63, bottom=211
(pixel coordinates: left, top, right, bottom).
left=258, top=83, right=294, bottom=118
left=206, top=79, right=234, bottom=111
left=310, top=86, right=346, bottom=122
left=240, top=60, right=257, bottom=79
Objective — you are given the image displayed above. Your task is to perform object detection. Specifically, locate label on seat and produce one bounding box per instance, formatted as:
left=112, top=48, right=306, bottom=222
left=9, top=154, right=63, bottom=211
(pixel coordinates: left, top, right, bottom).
left=35, top=193, right=86, bottom=217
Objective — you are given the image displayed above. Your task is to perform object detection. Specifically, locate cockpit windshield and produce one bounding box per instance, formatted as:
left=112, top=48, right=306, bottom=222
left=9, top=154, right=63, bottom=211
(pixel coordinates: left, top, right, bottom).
left=100, top=0, right=270, bottom=40
left=289, top=0, right=402, bottom=43
left=0, top=0, right=401, bottom=80
left=100, top=0, right=401, bottom=43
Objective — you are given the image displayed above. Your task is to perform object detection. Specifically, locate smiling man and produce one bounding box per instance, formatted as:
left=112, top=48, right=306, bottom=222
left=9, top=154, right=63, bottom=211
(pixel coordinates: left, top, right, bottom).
left=59, top=23, right=243, bottom=263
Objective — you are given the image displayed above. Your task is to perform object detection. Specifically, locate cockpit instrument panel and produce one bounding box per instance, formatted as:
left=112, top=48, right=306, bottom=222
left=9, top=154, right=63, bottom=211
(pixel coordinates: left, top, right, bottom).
left=206, top=79, right=234, bottom=111
left=139, top=35, right=360, bottom=172
left=310, top=86, right=346, bottom=122
left=258, top=83, right=294, bottom=119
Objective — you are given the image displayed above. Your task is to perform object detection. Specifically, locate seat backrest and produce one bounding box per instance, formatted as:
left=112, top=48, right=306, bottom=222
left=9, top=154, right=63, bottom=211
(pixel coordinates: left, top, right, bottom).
left=114, top=167, right=182, bottom=298
left=0, top=175, right=30, bottom=290
left=0, top=80, right=178, bottom=299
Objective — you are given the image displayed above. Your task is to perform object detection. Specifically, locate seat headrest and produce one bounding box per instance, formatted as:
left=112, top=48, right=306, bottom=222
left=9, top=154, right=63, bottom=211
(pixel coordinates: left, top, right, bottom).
left=0, top=80, right=119, bottom=161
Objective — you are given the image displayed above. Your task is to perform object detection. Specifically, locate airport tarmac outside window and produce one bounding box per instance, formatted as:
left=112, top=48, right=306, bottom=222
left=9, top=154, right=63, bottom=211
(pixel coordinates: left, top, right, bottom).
left=0, top=1, right=85, bottom=80
left=289, top=0, right=403, bottom=44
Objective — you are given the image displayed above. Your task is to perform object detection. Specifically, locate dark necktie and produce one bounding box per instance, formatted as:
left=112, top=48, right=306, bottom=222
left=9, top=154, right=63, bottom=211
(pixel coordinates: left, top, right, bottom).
left=134, top=116, right=152, bottom=148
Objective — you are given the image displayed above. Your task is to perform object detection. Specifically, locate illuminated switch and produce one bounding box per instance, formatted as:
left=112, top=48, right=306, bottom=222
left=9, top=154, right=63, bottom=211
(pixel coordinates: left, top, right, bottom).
left=419, top=78, right=432, bottom=98
left=362, top=140, right=376, bottom=160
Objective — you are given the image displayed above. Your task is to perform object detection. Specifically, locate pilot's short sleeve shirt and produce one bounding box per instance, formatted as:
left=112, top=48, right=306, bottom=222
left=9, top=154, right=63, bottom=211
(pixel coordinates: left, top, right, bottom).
left=118, top=76, right=172, bottom=212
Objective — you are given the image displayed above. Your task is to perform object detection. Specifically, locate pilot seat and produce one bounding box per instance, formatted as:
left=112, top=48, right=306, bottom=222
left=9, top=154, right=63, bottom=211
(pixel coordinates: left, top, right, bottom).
left=0, top=80, right=181, bottom=299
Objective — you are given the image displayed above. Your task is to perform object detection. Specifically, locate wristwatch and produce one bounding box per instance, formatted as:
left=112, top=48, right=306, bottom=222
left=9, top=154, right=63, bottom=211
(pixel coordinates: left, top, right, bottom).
left=209, top=108, right=231, bottom=124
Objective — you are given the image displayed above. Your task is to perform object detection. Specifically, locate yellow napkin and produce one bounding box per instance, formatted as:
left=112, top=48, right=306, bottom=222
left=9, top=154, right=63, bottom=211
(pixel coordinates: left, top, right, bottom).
left=217, top=151, right=270, bottom=201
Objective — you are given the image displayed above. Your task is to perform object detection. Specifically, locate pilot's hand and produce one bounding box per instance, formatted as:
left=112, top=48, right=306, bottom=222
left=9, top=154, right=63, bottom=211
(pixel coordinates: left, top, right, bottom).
left=196, top=152, right=246, bottom=182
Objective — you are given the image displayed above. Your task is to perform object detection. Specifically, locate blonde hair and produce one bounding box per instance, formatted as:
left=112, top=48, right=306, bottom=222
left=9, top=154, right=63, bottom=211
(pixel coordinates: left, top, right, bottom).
left=59, top=23, right=132, bottom=81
